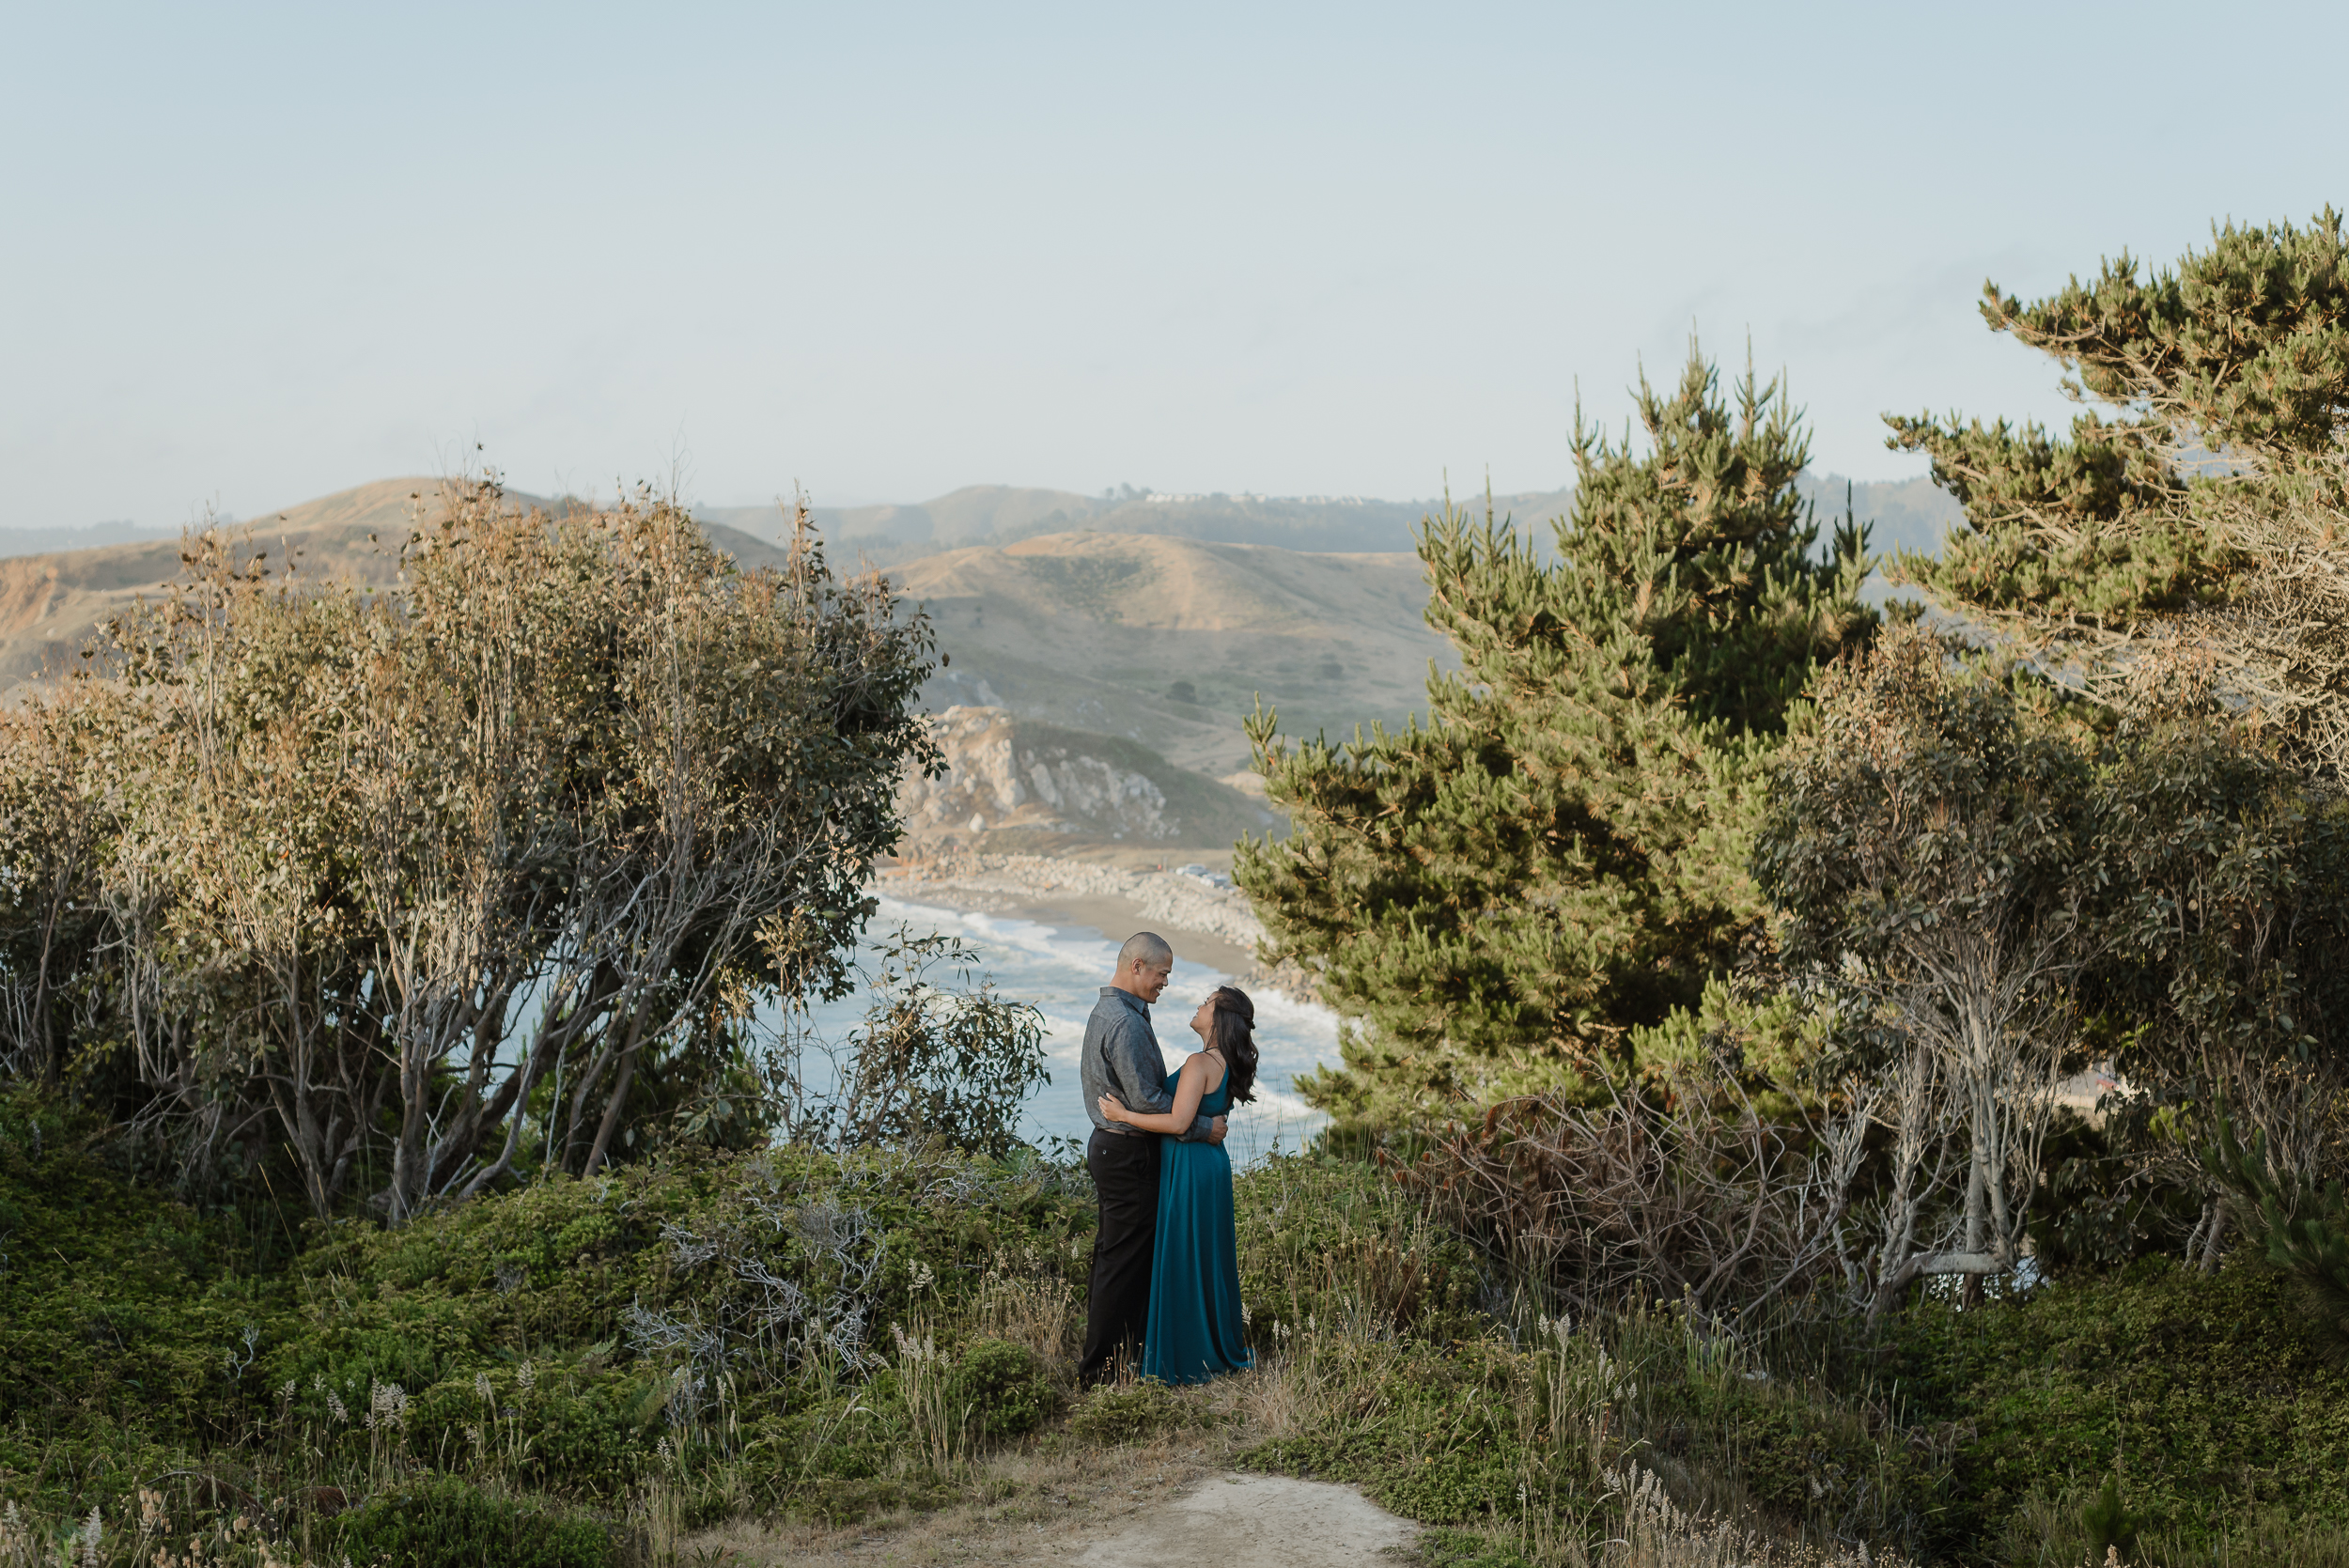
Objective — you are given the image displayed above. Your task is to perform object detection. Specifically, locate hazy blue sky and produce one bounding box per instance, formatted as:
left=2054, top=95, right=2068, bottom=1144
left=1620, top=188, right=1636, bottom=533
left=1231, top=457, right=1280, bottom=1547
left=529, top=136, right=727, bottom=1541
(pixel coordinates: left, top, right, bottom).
left=5, top=2, right=2342, bottom=528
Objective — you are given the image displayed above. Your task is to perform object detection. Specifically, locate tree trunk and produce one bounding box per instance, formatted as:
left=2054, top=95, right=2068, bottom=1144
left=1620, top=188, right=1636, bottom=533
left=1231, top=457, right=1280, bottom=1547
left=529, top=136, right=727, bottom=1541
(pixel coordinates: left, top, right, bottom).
left=2199, top=1200, right=2229, bottom=1273
left=581, top=1009, right=648, bottom=1175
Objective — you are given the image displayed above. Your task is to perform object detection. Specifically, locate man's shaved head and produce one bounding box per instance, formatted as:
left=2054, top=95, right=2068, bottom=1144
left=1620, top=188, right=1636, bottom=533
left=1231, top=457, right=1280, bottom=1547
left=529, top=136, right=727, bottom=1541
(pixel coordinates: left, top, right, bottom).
left=1112, top=932, right=1174, bottom=1002
left=1118, top=931, right=1174, bottom=970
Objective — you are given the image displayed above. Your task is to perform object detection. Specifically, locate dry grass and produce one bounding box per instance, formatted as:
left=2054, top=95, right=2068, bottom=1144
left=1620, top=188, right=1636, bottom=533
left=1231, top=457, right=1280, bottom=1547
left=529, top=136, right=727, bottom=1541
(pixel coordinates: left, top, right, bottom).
left=974, top=1267, right=1081, bottom=1373
left=1224, top=1351, right=1307, bottom=1442
left=1594, top=1466, right=1904, bottom=1567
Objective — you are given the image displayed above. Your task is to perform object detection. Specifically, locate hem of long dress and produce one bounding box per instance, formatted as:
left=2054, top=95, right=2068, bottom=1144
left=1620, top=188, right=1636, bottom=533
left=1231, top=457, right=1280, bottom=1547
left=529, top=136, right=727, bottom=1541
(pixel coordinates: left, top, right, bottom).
left=1138, top=1351, right=1254, bottom=1387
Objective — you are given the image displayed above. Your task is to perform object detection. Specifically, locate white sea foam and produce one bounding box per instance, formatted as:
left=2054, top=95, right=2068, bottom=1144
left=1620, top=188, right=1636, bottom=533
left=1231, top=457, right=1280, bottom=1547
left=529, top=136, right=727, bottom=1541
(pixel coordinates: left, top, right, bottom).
left=794, top=895, right=1336, bottom=1163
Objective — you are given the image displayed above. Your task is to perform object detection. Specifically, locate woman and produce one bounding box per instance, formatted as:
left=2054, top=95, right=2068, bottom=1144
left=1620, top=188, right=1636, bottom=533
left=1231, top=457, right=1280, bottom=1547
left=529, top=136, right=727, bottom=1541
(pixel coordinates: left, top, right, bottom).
left=1097, top=985, right=1257, bottom=1384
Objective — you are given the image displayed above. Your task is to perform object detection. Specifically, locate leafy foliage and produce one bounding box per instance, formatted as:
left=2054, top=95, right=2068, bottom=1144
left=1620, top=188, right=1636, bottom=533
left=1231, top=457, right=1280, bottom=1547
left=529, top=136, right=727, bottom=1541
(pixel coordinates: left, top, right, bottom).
left=0, top=1096, right=1105, bottom=1550
left=2204, top=1114, right=2349, bottom=1355
left=1758, top=632, right=2100, bottom=993
left=768, top=930, right=1049, bottom=1159
left=1893, top=1256, right=2349, bottom=1555
left=2088, top=713, right=2349, bottom=1263
left=10, top=1092, right=2349, bottom=1562
left=1758, top=629, right=2349, bottom=1305
left=1237, top=350, right=1872, bottom=1127
left=1065, top=1379, right=1202, bottom=1445
left=943, top=1338, right=1055, bottom=1441
left=2081, top=1473, right=2145, bottom=1562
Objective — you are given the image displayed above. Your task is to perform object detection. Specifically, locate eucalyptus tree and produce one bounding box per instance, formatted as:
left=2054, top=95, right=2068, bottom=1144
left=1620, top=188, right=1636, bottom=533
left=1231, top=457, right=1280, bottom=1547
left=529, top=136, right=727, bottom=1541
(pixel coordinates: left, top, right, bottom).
left=0, top=479, right=939, bottom=1220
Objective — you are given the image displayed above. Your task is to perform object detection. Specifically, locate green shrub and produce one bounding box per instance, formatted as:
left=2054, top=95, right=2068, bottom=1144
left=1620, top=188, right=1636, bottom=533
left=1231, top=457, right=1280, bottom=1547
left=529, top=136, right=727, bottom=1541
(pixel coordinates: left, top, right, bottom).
left=2204, top=1113, right=2349, bottom=1356
left=329, top=1475, right=614, bottom=1568
left=1233, top=1153, right=1486, bottom=1344
left=1068, top=1380, right=1194, bottom=1444
left=1416, top=1529, right=1537, bottom=1568
left=1892, top=1255, right=2349, bottom=1555
left=946, top=1338, right=1055, bottom=1441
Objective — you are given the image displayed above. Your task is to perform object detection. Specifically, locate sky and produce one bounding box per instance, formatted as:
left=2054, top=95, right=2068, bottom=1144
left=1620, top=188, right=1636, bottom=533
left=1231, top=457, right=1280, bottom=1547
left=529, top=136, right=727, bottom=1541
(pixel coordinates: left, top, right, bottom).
left=5, top=2, right=2344, bottom=529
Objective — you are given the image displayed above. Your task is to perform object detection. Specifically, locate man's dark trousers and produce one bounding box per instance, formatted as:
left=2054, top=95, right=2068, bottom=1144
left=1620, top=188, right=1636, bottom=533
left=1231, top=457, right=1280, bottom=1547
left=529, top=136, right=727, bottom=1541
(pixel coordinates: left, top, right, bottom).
left=1080, top=1127, right=1159, bottom=1384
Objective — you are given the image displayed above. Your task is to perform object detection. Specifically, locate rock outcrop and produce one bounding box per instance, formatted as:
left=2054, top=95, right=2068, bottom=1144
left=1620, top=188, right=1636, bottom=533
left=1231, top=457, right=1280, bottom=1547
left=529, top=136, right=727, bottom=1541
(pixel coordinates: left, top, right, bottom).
left=899, top=706, right=1275, bottom=846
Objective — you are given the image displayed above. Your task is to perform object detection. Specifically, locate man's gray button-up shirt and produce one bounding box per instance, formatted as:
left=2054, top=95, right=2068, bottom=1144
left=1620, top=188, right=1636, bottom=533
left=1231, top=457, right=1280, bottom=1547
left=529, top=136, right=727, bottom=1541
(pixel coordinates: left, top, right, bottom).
left=1081, top=986, right=1213, bottom=1141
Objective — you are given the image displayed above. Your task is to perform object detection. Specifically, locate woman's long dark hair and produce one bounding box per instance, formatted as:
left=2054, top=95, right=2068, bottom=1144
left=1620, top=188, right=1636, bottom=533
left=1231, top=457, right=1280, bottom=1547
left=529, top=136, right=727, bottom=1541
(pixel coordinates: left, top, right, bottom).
left=1206, top=986, right=1258, bottom=1104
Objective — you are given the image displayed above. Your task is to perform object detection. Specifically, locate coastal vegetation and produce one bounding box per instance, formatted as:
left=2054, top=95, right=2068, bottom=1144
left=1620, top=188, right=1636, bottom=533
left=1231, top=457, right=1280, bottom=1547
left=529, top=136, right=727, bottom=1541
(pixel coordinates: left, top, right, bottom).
left=1233, top=210, right=2349, bottom=1555
left=7, top=1089, right=2347, bottom=1565
left=6, top=212, right=2349, bottom=1565
left=1237, top=347, right=1875, bottom=1126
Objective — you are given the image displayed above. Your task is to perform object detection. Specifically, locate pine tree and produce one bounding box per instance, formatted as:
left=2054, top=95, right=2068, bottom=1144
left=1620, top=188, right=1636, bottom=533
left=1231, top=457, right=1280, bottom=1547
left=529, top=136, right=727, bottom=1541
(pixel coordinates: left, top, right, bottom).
left=1236, top=350, right=1873, bottom=1127
left=1889, top=209, right=2349, bottom=782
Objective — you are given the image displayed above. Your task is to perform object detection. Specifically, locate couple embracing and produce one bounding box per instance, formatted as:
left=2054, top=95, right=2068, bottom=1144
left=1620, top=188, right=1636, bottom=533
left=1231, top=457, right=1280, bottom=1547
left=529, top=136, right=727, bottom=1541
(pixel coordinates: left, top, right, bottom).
left=1077, top=931, right=1256, bottom=1387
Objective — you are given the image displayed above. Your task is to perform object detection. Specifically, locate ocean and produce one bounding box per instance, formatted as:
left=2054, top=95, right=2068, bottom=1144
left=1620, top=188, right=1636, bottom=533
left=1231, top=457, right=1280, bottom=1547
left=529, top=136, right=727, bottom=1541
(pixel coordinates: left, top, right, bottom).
left=791, top=893, right=1339, bottom=1163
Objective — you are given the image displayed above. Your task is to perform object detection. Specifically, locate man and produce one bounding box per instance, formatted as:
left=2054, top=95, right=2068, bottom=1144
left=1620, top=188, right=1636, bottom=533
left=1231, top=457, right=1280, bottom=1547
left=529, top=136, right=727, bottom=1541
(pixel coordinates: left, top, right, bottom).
left=1078, top=930, right=1226, bottom=1385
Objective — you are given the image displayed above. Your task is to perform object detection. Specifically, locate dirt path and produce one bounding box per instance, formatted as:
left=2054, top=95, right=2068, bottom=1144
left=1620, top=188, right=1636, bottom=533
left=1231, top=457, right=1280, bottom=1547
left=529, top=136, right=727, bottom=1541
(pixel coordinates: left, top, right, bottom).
left=691, top=1450, right=1422, bottom=1567
left=1062, top=1472, right=1418, bottom=1566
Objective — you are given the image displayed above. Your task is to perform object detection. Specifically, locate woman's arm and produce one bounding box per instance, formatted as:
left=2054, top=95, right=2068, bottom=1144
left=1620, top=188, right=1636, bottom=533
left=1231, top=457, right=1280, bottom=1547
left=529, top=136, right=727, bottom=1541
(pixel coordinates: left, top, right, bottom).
left=1099, top=1054, right=1207, bottom=1134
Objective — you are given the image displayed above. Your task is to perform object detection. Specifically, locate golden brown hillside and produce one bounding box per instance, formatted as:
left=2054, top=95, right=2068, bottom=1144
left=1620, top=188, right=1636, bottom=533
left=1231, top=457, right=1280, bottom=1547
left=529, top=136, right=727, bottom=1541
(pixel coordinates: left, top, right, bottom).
left=0, top=479, right=795, bottom=692
left=897, top=530, right=1452, bottom=776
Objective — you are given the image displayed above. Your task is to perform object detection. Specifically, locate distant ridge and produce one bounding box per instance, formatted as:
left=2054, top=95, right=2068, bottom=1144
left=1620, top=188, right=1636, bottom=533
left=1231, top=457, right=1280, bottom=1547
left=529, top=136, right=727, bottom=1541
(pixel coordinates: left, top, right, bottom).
left=1795, top=472, right=1963, bottom=559
left=699, top=472, right=1960, bottom=564
left=700, top=485, right=1573, bottom=562
left=0, top=478, right=1457, bottom=780
left=3, top=474, right=1965, bottom=761
left=8, top=472, right=1962, bottom=569
left=0, top=521, right=178, bottom=556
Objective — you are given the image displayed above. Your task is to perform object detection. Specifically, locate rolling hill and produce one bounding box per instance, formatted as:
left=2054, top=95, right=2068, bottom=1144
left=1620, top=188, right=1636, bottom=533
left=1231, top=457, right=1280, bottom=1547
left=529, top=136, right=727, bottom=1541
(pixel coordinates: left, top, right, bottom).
left=894, top=530, right=1455, bottom=778
left=0, top=480, right=1458, bottom=784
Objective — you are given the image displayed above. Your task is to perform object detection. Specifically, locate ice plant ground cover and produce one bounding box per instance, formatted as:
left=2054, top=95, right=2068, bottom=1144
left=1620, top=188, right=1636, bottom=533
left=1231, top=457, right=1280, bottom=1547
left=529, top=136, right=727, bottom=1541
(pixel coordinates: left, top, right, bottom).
left=4, top=1092, right=2349, bottom=1566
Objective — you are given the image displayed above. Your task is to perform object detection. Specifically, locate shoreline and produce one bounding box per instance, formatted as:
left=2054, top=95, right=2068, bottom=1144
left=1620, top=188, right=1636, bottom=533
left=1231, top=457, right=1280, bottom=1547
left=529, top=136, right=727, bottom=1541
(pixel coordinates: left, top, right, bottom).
left=870, top=848, right=1317, bottom=1001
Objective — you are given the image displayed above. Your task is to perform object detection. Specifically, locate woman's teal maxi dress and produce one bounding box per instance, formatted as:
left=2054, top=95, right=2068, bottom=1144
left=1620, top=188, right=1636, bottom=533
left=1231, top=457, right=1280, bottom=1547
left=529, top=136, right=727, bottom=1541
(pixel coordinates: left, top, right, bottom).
left=1140, top=1065, right=1252, bottom=1384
